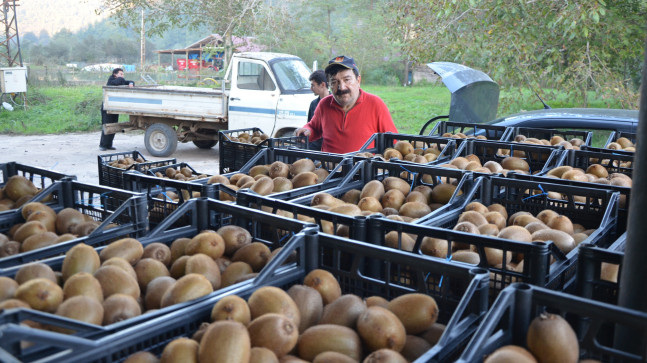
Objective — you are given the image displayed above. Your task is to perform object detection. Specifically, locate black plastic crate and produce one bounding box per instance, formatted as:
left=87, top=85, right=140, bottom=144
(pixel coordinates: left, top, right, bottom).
left=0, top=162, right=76, bottom=213
left=353, top=132, right=460, bottom=165
left=510, top=148, right=632, bottom=232
left=428, top=120, right=510, bottom=141
left=604, top=130, right=637, bottom=150
left=0, top=198, right=313, bottom=362
left=283, top=159, right=476, bottom=225
left=425, top=176, right=621, bottom=293
left=504, top=126, right=593, bottom=147
left=223, top=147, right=356, bottom=200
left=97, top=150, right=176, bottom=190
left=450, top=139, right=564, bottom=176
left=0, top=179, right=148, bottom=269
left=219, top=127, right=308, bottom=174
left=456, top=283, right=647, bottom=363
left=55, top=230, right=490, bottom=363
left=575, top=235, right=625, bottom=305
left=122, top=171, right=237, bottom=227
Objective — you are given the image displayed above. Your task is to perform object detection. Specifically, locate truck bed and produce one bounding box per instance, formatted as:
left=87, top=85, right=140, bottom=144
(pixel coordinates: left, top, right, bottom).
left=102, top=85, right=227, bottom=122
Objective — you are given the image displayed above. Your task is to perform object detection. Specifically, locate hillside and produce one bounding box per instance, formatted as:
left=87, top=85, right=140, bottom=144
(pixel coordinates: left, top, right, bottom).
left=16, top=0, right=108, bottom=37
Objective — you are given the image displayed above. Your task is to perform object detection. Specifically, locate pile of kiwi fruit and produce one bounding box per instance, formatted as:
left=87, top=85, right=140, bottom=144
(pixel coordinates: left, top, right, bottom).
left=0, top=224, right=296, bottom=331
left=153, top=166, right=209, bottom=182
left=354, top=140, right=446, bottom=164
left=606, top=136, right=635, bottom=152
left=205, top=159, right=331, bottom=198
left=106, top=155, right=148, bottom=169
left=228, top=130, right=270, bottom=145
left=120, top=268, right=444, bottom=363
left=413, top=201, right=599, bottom=269
left=484, top=312, right=589, bottom=363
left=438, top=154, right=533, bottom=176
left=267, top=175, right=461, bottom=236
left=0, top=175, right=50, bottom=212
left=512, top=134, right=586, bottom=150
left=0, top=202, right=111, bottom=257
left=439, top=131, right=490, bottom=140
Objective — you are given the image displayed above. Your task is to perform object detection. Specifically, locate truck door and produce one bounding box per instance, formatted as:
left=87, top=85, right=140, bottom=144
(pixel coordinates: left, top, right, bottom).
left=227, top=59, right=279, bottom=133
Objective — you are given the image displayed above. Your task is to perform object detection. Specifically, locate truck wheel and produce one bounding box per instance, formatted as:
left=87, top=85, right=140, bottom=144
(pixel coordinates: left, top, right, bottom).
left=274, top=129, right=296, bottom=138
left=145, top=123, right=178, bottom=157
left=193, top=140, right=218, bottom=149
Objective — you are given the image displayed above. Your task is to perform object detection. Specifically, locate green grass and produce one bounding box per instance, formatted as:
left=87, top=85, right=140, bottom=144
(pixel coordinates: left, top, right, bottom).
left=363, top=84, right=451, bottom=135
left=0, top=86, right=103, bottom=134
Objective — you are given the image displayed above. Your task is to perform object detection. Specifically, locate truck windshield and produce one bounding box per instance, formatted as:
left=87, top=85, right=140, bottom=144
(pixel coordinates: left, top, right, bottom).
left=271, top=59, right=312, bottom=94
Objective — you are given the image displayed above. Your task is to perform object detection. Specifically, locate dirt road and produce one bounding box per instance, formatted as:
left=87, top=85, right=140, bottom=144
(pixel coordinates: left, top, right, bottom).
left=0, top=131, right=221, bottom=185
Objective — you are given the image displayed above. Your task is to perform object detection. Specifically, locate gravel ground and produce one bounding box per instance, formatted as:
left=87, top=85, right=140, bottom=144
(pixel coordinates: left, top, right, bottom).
left=0, top=131, right=221, bottom=185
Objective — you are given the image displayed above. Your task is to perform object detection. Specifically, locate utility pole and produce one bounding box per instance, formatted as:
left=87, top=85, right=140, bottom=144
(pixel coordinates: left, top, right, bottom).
left=0, top=0, right=22, bottom=67
left=140, top=8, right=145, bottom=71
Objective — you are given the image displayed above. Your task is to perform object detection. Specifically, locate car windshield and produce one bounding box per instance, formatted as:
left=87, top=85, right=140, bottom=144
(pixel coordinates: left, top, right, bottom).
left=271, top=59, right=311, bottom=93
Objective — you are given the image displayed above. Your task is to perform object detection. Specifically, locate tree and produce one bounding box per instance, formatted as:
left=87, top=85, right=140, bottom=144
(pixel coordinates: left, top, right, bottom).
left=386, top=0, right=645, bottom=110
left=98, top=0, right=264, bottom=70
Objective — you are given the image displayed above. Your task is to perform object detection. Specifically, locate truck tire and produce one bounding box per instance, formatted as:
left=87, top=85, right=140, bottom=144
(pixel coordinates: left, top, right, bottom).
left=274, top=129, right=296, bottom=138
left=193, top=140, right=218, bottom=149
left=145, top=123, right=178, bottom=157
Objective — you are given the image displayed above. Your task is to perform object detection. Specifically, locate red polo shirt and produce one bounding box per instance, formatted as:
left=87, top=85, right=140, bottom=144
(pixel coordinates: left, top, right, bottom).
left=303, top=90, right=398, bottom=153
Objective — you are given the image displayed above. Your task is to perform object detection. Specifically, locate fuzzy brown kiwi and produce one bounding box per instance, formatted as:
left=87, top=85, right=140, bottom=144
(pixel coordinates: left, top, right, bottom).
left=526, top=313, right=579, bottom=363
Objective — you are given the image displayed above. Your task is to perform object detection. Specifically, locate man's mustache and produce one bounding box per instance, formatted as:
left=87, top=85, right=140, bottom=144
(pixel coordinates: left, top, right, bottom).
left=335, top=89, right=351, bottom=96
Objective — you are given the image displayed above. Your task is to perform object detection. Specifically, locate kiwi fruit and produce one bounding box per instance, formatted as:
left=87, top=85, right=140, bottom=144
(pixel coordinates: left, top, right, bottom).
left=0, top=240, right=20, bottom=257
left=357, top=196, right=383, bottom=213
left=303, top=269, right=342, bottom=305
left=484, top=345, right=537, bottom=363
left=142, top=243, right=172, bottom=266
left=341, top=189, right=362, bottom=205
left=526, top=313, right=578, bottom=363
left=0, top=298, right=30, bottom=310
left=289, top=159, right=316, bottom=177
left=231, top=242, right=271, bottom=272
left=319, top=294, right=366, bottom=328
left=169, top=255, right=189, bottom=279
left=357, top=305, right=407, bottom=352
left=63, top=272, right=104, bottom=302
left=251, top=176, right=275, bottom=196
left=12, top=220, right=48, bottom=243
left=381, top=189, right=406, bottom=210
left=420, top=323, right=446, bottom=345
left=99, top=238, right=144, bottom=265
left=431, top=183, right=459, bottom=204
left=221, top=261, right=254, bottom=287
left=55, top=208, right=87, bottom=235
left=0, top=276, right=18, bottom=302
left=547, top=215, right=574, bottom=235
left=102, top=257, right=138, bottom=281
left=382, top=177, right=411, bottom=196
left=292, top=172, right=319, bottom=189
left=198, top=320, right=251, bottom=363
left=15, top=277, right=64, bottom=312
left=26, top=210, right=57, bottom=233
left=273, top=177, right=294, bottom=193
left=161, top=273, right=213, bottom=308
left=94, top=265, right=141, bottom=300
left=160, top=337, right=199, bottom=363
left=218, top=225, right=252, bottom=255
left=420, top=237, right=449, bottom=258
left=360, top=180, right=386, bottom=200
left=451, top=250, right=480, bottom=265
left=249, top=165, right=270, bottom=178
left=4, top=175, right=38, bottom=202
left=287, top=284, right=323, bottom=333
left=399, top=202, right=431, bottom=219
left=248, top=313, right=299, bottom=358
left=498, top=225, right=532, bottom=243
left=144, top=276, right=175, bottom=310
left=364, top=348, right=408, bottom=362
left=135, top=258, right=171, bottom=290
left=55, top=295, right=104, bottom=329
left=531, top=229, right=576, bottom=254
left=169, top=237, right=190, bottom=264
left=15, top=262, right=57, bottom=285
left=210, top=294, right=251, bottom=324
left=247, top=286, right=301, bottom=327
left=269, top=161, right=290, bottom=179
left=384, top=231, right=416, bottom=252
left=185, top=232, right=225, bottom=259
left=185, top=253, right=221, bottom=289
left=248, top=348, right=279, bottom=363
left=102, top=293, right=142, bottom=325
left=297, top=324, right=363, bottom=361
left=387, top=293, right=438, bottom=334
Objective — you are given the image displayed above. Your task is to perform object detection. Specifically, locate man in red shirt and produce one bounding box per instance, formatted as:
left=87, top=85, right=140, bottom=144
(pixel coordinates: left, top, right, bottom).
left=295, top=56, right=397, bottom=153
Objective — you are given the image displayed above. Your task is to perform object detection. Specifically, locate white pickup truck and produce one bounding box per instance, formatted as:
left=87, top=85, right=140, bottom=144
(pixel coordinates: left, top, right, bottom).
left=102, top=52, right=315, bottom=156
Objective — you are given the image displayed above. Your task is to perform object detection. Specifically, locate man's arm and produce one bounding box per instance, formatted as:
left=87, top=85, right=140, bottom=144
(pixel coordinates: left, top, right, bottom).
left=296, top=101, right=324, bottom=139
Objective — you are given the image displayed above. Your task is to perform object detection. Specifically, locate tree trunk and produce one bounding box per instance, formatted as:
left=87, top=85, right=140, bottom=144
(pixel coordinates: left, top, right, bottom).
left=223, top=29, right=233, bottom=73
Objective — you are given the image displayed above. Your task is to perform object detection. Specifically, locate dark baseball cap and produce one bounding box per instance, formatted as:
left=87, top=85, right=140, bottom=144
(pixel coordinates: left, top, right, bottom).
left=325, top=55, right=359, bottom=74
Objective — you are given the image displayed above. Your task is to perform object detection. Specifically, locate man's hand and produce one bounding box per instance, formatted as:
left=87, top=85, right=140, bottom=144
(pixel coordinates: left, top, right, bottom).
left=295, top=127, right=311, bottom=137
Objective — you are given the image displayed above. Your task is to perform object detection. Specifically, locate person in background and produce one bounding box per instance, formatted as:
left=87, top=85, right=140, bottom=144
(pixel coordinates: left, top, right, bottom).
left=295, top=56, right=397, bottom=153
left=306, top=69, right=330, bottom=151
left=99, top=68, right=134, bottom=151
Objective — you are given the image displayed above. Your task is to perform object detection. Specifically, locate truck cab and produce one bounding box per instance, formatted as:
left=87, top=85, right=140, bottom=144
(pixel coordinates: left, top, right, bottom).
left=226, top=52, right=314, bottom=137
